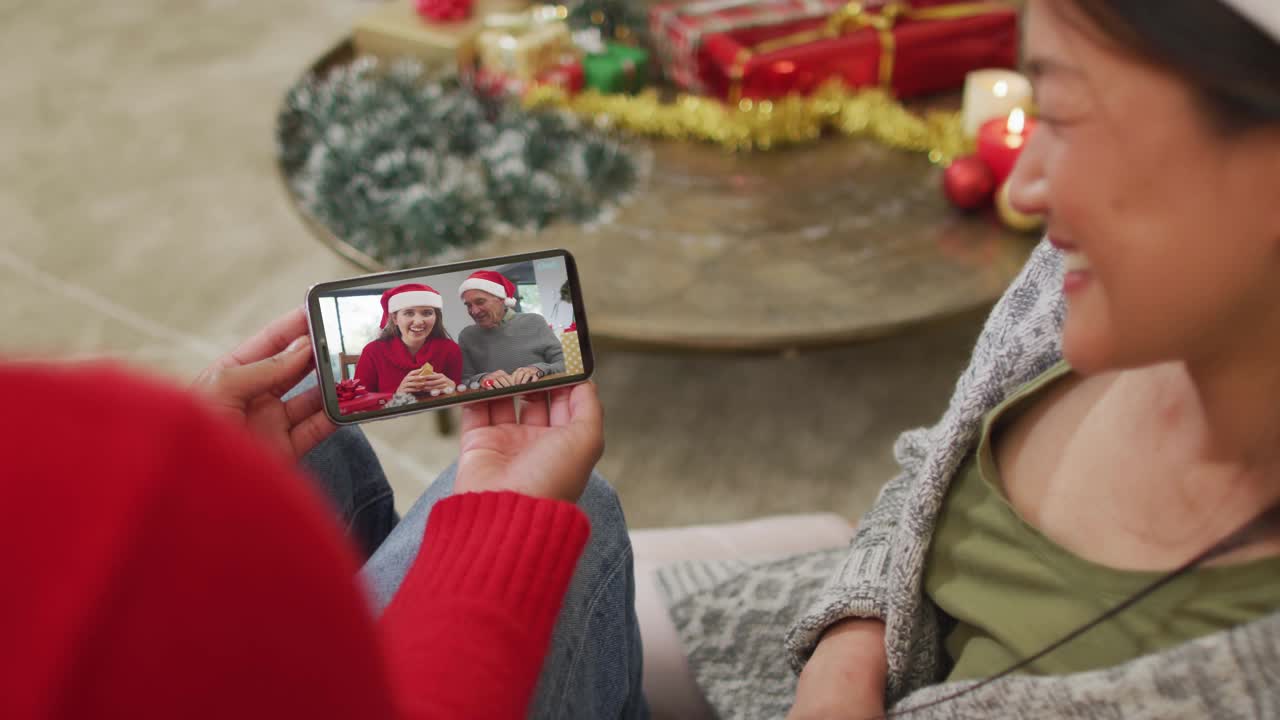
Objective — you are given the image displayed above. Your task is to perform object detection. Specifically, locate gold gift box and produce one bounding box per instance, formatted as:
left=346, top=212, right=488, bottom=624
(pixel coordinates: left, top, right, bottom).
left=354, top=0, right=485, bottom=68
left=474, top=6, right=574, bottom=81
left=560, top=330, right=584, bottom=376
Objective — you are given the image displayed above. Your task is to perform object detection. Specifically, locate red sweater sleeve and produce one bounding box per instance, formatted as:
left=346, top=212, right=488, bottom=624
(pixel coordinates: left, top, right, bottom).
left=379, top=492, right=590, bottom=720
left=355, top=341, right=382, bottom=392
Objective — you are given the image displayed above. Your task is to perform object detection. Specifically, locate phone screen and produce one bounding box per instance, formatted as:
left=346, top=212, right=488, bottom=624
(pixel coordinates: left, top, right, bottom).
left=306, top=249, right=593, bottom=424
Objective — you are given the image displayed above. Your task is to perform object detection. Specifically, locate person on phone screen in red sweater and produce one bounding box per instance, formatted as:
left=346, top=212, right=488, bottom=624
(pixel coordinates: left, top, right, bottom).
left=354, top=283, right=464, bottom=396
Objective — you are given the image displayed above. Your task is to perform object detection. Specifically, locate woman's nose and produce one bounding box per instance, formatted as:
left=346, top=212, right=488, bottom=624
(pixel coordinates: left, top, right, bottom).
left=1005, top=129, right=1049, bottom=218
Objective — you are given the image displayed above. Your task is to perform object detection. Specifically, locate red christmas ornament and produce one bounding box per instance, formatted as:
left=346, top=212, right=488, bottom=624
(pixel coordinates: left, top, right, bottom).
left=416, top=0, right=474, bottom=23
left=943, top=154, right=997, bottom=211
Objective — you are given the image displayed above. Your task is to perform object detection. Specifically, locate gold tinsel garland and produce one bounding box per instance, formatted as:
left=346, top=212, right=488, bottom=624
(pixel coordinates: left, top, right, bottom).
left=523, top=80, right=973, bottom=161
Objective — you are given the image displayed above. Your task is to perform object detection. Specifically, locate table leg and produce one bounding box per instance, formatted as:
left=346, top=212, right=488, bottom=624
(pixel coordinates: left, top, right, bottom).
left=435, top=407, right=456, bottom=436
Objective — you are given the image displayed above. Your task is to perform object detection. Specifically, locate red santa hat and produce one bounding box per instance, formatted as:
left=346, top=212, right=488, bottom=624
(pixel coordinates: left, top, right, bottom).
left=379, top=283, right=444, bottom=328
left=458, top=270, right=517, bottom=308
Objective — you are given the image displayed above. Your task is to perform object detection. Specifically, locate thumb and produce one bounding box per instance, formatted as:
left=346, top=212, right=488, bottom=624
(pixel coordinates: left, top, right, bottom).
left=219, top=336, right=314, bottom=401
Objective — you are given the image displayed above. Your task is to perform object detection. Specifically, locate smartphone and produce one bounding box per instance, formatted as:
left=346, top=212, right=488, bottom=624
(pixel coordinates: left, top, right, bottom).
left=306, top=249, right=593, bottom=425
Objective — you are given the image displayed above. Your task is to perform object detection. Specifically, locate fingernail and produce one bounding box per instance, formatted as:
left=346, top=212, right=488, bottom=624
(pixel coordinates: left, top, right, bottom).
left=285, top=337, right=309, bottom=353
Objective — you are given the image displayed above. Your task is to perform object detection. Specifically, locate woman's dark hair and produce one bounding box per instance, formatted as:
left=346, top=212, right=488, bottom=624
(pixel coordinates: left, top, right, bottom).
left=378, top=307, right=453, bottom=343
left=1062, top=0, right=1280, bottom=133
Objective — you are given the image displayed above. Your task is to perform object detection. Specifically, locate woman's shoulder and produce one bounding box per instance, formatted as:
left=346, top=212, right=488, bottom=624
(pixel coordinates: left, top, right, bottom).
left=359, top=338, right=391, bottom=354
left=3, top=362, right=306, bottom=502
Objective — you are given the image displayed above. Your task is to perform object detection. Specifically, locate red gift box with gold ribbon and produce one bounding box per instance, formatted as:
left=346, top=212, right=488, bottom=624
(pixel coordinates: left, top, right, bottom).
left=651, top=0, right=849, bottom=94
left=655, top=0, right=1019, bottom=102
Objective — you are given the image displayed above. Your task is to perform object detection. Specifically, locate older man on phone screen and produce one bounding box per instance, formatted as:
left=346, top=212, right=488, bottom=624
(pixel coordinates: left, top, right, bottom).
left=457, top=270, right=565, bottom=389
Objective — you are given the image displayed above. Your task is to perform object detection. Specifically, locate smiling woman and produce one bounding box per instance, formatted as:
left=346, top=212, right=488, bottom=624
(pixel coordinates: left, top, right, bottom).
left=653, top=1, right=1280, bottom=718
left=353, top=283, right=464, bottom=396
left=1007, top=0, right=1280, bottom=376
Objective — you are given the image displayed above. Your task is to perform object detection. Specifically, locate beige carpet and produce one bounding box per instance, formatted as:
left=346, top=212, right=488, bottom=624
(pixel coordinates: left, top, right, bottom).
left=1, top=0, right=990, bottom=528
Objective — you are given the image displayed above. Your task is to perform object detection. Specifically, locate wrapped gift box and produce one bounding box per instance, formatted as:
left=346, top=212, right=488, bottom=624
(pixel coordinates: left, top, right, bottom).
left=354, top=0, right=484, bottom=67
left=650, top=0, right=1016, bottom=100
left=583, top=43, right=651, bottom=94
left=651, top=0, right=849, bottom=92
left=705, top=2, right=1019, bottom=101
left=472, top=58, right=583, bottom=98
left=337, top=392, right=395, bottom=415
left=538, top=59, right=587, bottom=93
left=475, top=8, right=574, bottom=80
left=560, top=330, right=585, bottom=376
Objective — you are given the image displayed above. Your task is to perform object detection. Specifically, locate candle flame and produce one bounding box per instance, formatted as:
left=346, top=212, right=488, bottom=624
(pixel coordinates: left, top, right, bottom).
left=1007, top=108, right=1027, bottom=134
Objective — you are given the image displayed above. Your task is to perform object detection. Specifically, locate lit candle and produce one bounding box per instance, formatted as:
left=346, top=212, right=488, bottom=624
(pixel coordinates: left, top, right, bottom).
left=961, top=69, right=1032, bottom=138
left=976, top=108, right=1038, bottom=187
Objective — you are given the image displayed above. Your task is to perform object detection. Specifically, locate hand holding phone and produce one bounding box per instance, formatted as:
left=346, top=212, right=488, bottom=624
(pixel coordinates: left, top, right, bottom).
left=456, top=383, right=603, bottom=504
left=192, top=308, right=336, bottom=460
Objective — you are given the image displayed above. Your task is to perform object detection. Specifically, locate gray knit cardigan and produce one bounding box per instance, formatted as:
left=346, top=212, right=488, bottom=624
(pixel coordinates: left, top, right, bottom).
left=658, top=240, right=1280, bottom=719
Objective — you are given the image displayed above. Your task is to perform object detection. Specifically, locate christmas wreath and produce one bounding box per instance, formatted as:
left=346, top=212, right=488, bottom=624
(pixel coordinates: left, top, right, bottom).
left=277, top=59, right=643, bottom=268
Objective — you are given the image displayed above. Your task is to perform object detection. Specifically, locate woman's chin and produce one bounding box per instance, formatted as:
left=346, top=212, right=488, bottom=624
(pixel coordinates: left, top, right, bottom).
left=1062, top=315, right=1158, bottom=376
left=1060, top=311, right=1117, bottom=375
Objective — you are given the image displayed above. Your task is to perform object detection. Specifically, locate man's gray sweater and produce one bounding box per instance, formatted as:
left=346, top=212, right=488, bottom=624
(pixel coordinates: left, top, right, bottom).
left=458, top=310, right=566, bottom=385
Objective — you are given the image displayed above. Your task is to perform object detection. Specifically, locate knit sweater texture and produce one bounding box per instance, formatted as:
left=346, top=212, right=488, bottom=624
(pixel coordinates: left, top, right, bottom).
left=458, top=311, right=565, bottom=385
left=354, top=335, right=463, bottom=394
left=657, top=240, right=1280, bottom=719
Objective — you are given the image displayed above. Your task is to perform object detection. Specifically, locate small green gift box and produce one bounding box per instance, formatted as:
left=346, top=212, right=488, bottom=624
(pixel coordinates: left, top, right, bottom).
left=582, top=43, right=650, bottom=94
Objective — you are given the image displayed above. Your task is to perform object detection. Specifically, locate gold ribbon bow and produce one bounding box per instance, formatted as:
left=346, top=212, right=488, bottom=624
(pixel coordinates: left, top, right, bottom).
left=729, top=1, right=1004, bottom=103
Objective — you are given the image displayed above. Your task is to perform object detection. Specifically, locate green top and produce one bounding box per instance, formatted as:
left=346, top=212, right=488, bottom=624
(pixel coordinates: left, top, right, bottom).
left=924, top=361, right=1280, bottom=682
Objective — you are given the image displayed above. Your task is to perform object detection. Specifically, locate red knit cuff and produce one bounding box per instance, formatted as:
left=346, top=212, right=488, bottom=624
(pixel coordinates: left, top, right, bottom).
left=405, top=492, right=590, bottom=630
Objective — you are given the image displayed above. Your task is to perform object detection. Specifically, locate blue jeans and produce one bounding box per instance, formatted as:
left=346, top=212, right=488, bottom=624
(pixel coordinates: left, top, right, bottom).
left=302, top=426, right=399, bottom=560
left=306, top=424, right=648, bottom=719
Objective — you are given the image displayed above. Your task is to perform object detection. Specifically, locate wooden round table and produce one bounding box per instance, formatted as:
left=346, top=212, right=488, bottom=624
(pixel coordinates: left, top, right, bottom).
left=281, top=40, right=1035, bottom=352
